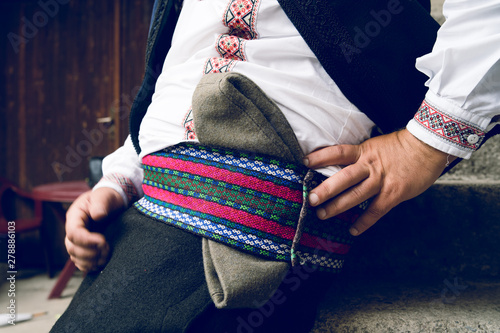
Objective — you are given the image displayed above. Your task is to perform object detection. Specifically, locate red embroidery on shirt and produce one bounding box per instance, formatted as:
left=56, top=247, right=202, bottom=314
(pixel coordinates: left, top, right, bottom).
left=414, top=100, right=485, bottom=150
left=204, top=57, right=237, bottom=74
left=185, top=0, right=261, bottom=140
left=224, top=0, right=260, bottom=40
left=217, top=34, right=247, bottom=61
left=100, top=174, right=140, bottom=205
left=183, top=108, right=196, bottom=140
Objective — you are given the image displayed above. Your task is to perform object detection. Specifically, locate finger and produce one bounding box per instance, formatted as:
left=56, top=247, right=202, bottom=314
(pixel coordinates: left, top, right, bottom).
left=305, top=144, right=361, bottom=169
left=309, top=163, right=369, bottom=207
left=66, top=222, right=107, bottom=249
left=317, top=177, right=380, bottom=220
left=88, top=187, right=124, bottom=222
left=349, top=196, right=395, bottom=236
left=70, top=255, right=95, bottom=273
left=65, top=236, right=101, bottom=261
left=67, top=239, right=109, bottom=272
left=74, top=251, right=108, bottom=273
left=66, top=195, right=91, bottom=227
left=66, top=198, right=107, bottom=249
left=96, top=242, right=110, bottom=267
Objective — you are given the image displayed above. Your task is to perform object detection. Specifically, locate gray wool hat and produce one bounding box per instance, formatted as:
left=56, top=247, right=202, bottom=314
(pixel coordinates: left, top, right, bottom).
left=192, top=72, right=305, bottom=308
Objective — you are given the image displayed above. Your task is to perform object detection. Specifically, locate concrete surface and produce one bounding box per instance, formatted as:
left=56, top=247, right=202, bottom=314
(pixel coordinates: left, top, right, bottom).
left=313, top=278, right=500, bottom=333
left=309, top=180, right=500, bottom=332
left=442, top=138, right=500, bottom=182
left=343, top=183, right=500, bottom=281
left=430, top=0, right=446, bottom=24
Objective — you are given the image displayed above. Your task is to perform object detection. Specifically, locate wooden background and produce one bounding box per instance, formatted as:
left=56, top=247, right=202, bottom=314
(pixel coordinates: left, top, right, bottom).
left=0, top=0, right=154, bottom=190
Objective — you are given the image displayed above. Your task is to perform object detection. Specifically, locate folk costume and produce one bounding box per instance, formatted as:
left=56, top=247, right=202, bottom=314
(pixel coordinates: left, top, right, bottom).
left=51, top=0, right=500, bottom=332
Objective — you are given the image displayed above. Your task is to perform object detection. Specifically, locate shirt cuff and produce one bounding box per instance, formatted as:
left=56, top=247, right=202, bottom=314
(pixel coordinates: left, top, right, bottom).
left=407, top=94, right=487, bottom=159
left=93, top=173, right=141, bottom=207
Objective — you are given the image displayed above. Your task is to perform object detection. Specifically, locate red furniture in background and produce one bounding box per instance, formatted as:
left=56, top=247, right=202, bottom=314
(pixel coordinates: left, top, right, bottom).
left=0, top=177, right=90, bottom=299
left=0, top=177, right=48, bottom=271
left=31, top=181, right=90, bottom=299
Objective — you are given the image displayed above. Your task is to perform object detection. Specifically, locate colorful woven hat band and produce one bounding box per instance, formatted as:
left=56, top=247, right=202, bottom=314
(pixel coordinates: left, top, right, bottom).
left=134, top=142, right=366, bottom=272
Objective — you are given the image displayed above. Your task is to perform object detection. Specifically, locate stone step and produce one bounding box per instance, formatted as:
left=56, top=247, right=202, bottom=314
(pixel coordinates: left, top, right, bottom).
left=442, top=136, right=500, bottom=183
left=341, top=181, right=500, bottom=281
left=311, top=179, right=500, bottom=332
left=313, top=278, right=500, bottom=332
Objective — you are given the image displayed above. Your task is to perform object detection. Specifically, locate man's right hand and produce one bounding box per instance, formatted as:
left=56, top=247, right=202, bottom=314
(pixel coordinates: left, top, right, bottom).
left=65, top=187, right=124, bottom=272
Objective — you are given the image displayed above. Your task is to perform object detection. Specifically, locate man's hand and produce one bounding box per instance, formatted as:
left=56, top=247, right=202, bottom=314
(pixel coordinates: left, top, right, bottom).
left=65, top=187, right=124, bottom=272
left=305, top=129, right=455, bottom=236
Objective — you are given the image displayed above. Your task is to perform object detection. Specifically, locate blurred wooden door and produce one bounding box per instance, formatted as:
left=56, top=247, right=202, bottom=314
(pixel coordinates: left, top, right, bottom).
left=0, top=0, right=154, bottom=188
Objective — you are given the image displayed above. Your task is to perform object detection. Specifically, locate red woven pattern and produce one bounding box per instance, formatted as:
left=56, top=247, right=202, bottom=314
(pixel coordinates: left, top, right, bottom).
left=143, top=155, right=302, bottom=203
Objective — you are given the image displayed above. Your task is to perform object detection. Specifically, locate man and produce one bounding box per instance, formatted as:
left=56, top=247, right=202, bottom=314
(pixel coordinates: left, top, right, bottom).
left=52, top=0, right=499, bottom=332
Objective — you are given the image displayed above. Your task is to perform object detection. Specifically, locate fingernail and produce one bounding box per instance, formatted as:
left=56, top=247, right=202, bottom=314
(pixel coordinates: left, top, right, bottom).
left=317, top=208, right=326, bottom=220
left=309, top=192, right=319, bottom=205
left=303, top=158, right=309, bottom=167
left=349, top=227, right=359, bottom=236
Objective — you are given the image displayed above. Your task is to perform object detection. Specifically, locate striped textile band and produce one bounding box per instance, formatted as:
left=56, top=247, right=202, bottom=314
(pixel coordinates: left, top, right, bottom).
left=134, top=142, right=365, bottom=272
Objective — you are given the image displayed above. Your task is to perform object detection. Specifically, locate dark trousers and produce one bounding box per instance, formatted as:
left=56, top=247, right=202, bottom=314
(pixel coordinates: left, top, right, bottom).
left=51, top=207, right=334, bottom=333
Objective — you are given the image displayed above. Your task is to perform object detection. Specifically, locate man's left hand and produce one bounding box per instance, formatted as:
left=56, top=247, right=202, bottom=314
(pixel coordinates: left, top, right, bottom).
left=305, top=129, right=455, bottom=236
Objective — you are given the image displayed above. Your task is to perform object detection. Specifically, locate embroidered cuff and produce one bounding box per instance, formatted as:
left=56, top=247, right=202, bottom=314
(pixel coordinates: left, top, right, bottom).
left=94, top=173, right=140, bottom=207
left=409, top=99, right=486, bottom=157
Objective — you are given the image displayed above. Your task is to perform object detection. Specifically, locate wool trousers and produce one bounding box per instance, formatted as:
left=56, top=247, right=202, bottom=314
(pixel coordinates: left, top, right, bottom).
left=51, top=207, right=335, bottom=333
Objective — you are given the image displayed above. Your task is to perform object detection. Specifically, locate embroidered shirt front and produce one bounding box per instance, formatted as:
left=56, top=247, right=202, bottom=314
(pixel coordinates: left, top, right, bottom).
left=138, top=0, right=375, bottom=178
left=183, top=0, right=263, bottom=141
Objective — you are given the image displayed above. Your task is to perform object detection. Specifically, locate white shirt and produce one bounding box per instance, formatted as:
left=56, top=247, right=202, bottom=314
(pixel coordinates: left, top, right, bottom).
left=407, top=0, right=500, bottom=159
left=96, top=0, right=500, bottom=206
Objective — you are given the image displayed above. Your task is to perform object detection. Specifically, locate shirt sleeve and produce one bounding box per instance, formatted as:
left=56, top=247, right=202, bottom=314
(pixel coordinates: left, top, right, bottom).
left=407, top=0, right=500, bottom=159
left=93, top=135, right=144, bottom=207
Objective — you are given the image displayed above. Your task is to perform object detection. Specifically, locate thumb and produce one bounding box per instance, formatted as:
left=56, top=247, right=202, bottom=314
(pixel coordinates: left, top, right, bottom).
left=88, top=187, right=125, bottom=223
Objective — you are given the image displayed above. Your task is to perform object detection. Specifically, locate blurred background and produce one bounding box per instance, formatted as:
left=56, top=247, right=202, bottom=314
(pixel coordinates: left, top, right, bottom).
left=1, top=0, right=154, bottom=271
left=1, top=0, right=153, bottom=188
